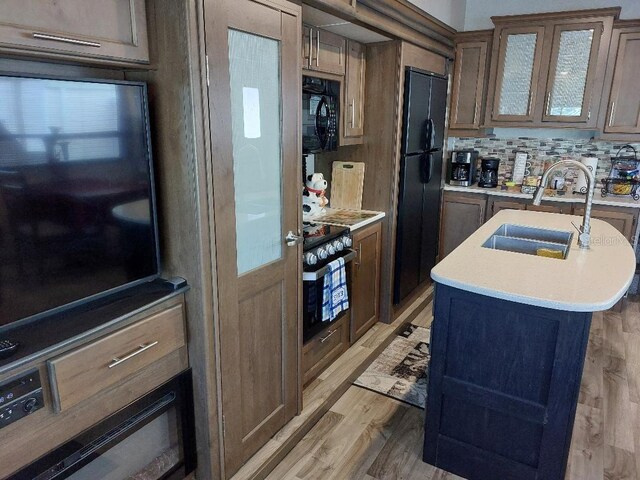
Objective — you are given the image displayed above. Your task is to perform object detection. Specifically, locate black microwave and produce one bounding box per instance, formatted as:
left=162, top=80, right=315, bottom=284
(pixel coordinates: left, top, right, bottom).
left=302, top=76, right=339, bottom=154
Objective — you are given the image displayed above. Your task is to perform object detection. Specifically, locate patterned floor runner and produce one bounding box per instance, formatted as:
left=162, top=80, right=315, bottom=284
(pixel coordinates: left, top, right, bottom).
left=354, top=323, right=430, bottom=408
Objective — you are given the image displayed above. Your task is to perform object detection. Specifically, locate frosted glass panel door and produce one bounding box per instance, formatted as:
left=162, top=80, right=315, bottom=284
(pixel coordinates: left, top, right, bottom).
left=544, top=23, right=602, bottom=123
left=228, top=29, right=283, bottom=275
left=497, top=33, right=538, bottom=117
left=547, top=30, right=593, bottom=116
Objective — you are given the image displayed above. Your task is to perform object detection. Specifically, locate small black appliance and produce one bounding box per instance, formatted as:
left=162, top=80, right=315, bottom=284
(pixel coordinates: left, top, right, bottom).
left=302, top=76, right=339, bottom=154
left=448, top=150, right=478, bottom=186
left=478, top=157, right=500, bottom=188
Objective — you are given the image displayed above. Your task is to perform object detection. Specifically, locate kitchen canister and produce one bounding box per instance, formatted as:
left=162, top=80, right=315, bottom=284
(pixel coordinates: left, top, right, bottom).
left=573, top=155, right=598, bottom=194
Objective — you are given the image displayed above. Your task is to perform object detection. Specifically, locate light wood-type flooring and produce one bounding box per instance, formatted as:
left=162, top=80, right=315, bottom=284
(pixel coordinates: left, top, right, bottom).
left=268, top=297, right=640, bottom=480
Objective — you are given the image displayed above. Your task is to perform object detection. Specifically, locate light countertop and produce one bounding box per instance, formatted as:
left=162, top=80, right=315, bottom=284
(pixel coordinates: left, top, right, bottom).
left=431, top=209, right=636, bottom=312
left=444, top=184, right=640, bottom=209
left=307, top=208, right=385, bottom=231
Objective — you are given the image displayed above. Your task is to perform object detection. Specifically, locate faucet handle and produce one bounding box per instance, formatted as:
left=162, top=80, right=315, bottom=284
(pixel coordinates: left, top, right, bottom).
left=571, top=221, right=591, bottom=249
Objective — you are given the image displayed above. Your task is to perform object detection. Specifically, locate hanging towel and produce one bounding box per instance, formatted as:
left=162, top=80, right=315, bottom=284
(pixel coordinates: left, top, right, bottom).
left=321, top=256, right=349, bottom=322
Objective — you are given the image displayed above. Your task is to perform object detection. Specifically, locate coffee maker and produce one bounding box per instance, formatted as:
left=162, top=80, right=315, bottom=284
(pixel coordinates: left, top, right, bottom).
left=448, top=150, right=478, bottom=187
left=478, top=157, right=500, bottom=188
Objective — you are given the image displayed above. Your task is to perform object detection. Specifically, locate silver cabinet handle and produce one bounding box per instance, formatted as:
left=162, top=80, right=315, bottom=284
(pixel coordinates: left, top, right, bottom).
left=285, top=230, right=302, bottom=247
left=308, top=28, right=313, bottom=69
left=320, top=329, right=336, bottom=343
left=545, top=91, right=551, bottom=115
left=351, top=99, right=356, bottom=128
left=316, top=30, right=320, bottom=67
left=609, top=102, right=616, bottom=127
left=108, top=341, right=159, bottom=369
left=33, top=32, right=101, bottom=48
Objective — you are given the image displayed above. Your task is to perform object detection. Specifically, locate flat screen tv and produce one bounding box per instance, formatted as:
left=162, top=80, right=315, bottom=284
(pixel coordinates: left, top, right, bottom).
left=0, top=74, right=159, bottom=329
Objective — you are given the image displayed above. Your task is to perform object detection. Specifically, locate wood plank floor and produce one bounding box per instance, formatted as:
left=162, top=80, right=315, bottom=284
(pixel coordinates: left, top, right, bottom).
left=269, top=297, right=640, bottom=480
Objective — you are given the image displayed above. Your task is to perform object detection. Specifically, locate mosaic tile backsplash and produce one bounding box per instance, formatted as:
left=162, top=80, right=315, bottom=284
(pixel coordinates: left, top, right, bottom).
left=449, top=136, right=640, bottom=189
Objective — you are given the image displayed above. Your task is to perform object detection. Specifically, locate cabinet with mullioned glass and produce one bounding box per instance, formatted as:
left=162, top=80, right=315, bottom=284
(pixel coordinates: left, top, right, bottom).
left=485, top=8, right=618, bottom=128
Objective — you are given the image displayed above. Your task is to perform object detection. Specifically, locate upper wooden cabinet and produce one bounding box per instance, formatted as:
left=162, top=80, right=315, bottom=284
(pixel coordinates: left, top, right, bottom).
left=449, top=31, right=492, bottom=130
left=303, top=25, right=346, bottom=75
left=0, top=0, right=149, bottom=65
left=600, top=22, right=640, bottom=135
left=485, top=8, right=618, bottom=128
left=342, top=39, right=366, bottom=142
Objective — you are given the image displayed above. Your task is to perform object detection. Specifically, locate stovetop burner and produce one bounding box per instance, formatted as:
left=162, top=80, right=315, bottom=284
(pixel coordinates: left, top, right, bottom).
left=303, top=223, right=349, bottom=251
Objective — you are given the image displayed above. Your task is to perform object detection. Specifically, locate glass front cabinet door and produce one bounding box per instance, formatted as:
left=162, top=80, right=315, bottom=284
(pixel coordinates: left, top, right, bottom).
left=542, top=23, right=603, bottom=123
left=487, top=12, right=615, bottom=127
left=490, top=26, right=545, bottom=123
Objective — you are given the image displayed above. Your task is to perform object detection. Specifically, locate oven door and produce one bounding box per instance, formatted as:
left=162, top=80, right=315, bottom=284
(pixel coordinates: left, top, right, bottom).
left=11, top=371, right=196, bottom=480
left=303, top=249, right=355, bottom=343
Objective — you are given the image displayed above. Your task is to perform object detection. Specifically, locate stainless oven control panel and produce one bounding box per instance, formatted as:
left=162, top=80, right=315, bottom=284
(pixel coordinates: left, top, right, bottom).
left=0, top=369, right=44, bottom=429
left=303, top=233, right=353, bottom=269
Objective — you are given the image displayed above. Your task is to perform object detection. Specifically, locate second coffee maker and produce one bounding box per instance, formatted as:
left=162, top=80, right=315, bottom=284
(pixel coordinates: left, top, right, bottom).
left=478, top=157, right=500, bottom=188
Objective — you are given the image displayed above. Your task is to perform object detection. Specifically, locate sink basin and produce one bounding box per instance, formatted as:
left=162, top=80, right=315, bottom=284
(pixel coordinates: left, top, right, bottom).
left=482, top=224, right=573, bottom=259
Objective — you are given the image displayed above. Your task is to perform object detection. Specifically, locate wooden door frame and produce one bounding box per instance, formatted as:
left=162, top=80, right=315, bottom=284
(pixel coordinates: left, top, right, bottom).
left=202, top=0, right=302, bottom=476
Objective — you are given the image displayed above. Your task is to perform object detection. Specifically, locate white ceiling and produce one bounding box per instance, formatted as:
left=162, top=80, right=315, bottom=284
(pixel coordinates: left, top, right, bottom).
left=302, top=5, right=391, bottom=43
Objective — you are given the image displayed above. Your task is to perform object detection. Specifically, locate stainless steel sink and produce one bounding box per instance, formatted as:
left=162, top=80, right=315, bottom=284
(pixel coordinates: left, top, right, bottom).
left=482, top=224, right=573, bottom=259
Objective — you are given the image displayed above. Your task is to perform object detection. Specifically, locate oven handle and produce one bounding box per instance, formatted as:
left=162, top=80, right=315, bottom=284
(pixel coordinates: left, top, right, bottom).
left=303, top=249, right=356, bottom=281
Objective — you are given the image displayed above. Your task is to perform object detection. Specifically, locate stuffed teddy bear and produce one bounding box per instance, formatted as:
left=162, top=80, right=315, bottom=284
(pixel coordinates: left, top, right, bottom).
left=302, top=172, right=329, bottom=218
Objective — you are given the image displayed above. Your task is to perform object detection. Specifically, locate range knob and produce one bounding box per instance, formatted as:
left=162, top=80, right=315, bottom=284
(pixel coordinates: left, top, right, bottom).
left=342, top=236, right=353, bottom=248
left=23, top=397, right=38, bottom=413
left=304, top=252, right=318, bottom=266
left=332, top=239, right=344, bottom=251
left=316, top=247, right=328, bottom=260
left=326, top=244, right=336, bottom=256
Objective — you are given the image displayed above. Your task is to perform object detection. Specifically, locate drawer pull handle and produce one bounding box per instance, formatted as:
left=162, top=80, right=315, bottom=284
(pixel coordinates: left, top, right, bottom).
left=32, top=32, right=101, bottom=48
left=108, top=341, right=159, bottom=369
left=320, top=329, right=336, bottom=343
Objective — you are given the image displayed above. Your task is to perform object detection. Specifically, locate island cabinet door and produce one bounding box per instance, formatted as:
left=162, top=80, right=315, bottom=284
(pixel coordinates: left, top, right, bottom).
left=203, top=0, right=301, bottom=476
left=424, top=284, right=592, bottom=480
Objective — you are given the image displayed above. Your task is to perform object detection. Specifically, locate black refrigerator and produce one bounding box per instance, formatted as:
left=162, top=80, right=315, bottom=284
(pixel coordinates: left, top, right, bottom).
left=393, top=67, right=447, bottom=304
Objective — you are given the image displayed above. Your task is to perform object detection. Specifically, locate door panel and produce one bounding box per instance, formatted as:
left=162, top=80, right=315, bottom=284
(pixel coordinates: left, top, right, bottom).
left=542, top=23, right=602, bottom=123
left=605, top=31, right=640, bottom=133
left=491, top=26, right=545, bottom=123
left=420, top=75, right=447, bottom=283
left=203, top=0, right=300, bottom=475
left=394, top=153, right=425, bottom=303
left=402, top=70, right=430, bottom=155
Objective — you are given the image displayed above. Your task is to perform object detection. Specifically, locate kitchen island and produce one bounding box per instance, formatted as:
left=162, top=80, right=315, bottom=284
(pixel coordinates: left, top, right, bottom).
left=424, top=209, right=636, bottom=480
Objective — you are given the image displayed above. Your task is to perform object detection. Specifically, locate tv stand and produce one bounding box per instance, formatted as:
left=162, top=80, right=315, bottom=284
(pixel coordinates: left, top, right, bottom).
left=0, top=278, right=188, bottom=374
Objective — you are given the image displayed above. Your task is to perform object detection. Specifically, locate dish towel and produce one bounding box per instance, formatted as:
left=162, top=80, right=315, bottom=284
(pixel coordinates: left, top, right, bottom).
left=321, top=256, right=349, bottom=322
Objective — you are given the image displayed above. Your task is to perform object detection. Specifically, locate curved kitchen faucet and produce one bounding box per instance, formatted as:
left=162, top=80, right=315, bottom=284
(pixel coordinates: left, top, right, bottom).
left=532, top=160, right=595, bottom=249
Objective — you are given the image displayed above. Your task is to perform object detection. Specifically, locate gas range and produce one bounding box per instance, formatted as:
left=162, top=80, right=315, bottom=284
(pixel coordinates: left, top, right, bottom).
left=303, top=223, right=353, bottom=270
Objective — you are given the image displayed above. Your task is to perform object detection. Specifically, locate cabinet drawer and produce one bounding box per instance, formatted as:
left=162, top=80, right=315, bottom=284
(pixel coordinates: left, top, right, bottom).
left=48, top=304, right=186, bottom=412
left=303, top=314, right=349, bottom=385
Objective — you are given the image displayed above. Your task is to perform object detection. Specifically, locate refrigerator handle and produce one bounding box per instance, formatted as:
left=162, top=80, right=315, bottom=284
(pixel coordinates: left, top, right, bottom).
left=422, top=152, right=434, bottom=184
left=426, top=118, right=441, bottom=154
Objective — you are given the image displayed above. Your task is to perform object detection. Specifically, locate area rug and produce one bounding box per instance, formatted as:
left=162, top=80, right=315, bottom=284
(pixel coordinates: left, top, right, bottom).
left=354, top=324, right=430, bottom=408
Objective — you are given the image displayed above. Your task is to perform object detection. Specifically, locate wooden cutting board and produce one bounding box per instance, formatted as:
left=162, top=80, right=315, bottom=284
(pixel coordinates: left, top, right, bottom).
left=331, top=161, right=365, bottom=210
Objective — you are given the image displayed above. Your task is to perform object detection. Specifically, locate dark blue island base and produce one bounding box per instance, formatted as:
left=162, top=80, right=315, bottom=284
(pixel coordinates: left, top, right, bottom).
left=423, top=283, right=592, bottom=480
